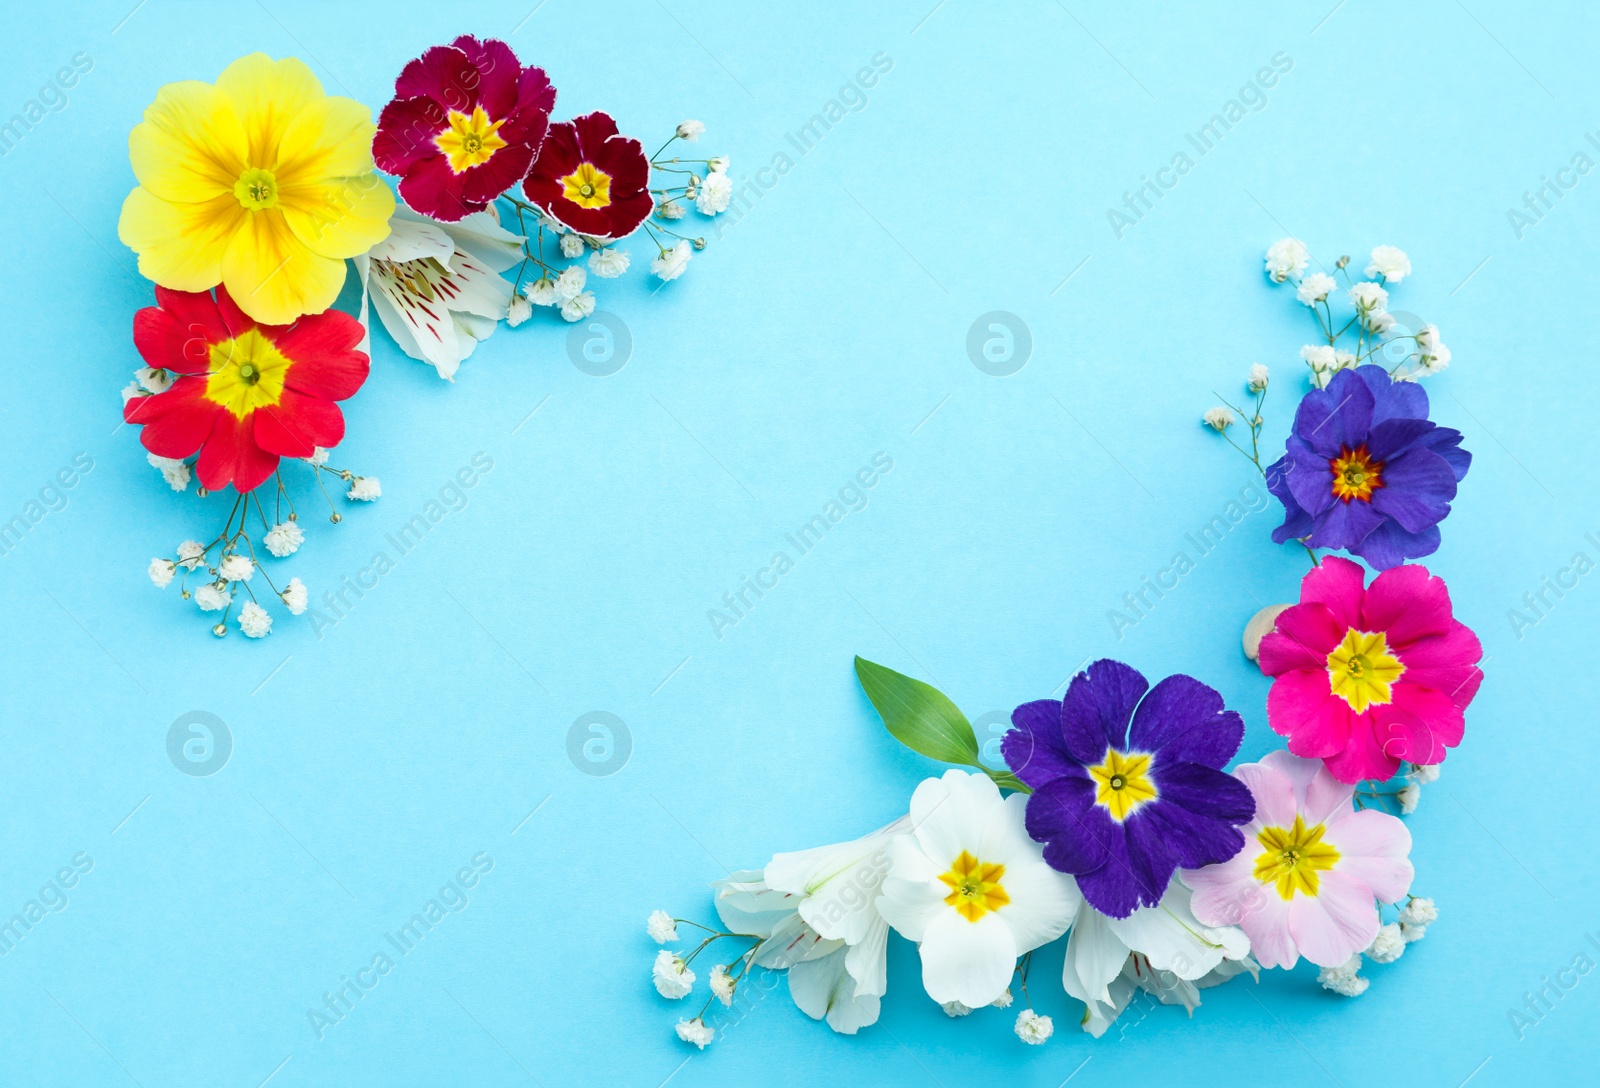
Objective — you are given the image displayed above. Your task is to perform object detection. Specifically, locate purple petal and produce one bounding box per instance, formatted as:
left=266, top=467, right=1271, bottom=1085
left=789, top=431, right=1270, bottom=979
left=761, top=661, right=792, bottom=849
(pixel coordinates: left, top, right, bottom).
left=1418, top=425, right=1471, bottom=482
left=1364, top=417, right=1435, bottom=462
left=1059, top=660, right=1147, bottom=761
left=1295, top=369, right=1375, bottom=457
left=1003, top=699, right=1079, bottom=787
left=1137, top=801, right=1246, bottom=870
left=1308, top=495, right=1386, bottom=550
left=1284, top=437, right=1336, bottom=517
left=1152, top=762, right=1257, bottom=823
left=1026, top=778, right=1110, bottom=873
left=1072, top=829, right=1148, bottom=918
left=1351, top=519, right=1440, bottom=570
left=1358, top=364, right=1429, bottom=426
left=1369, top=447, right=1457, bottom=532
left=1127, top=675, right=1242, bottom=769
left=1122, top=813, right=1178, bottom=908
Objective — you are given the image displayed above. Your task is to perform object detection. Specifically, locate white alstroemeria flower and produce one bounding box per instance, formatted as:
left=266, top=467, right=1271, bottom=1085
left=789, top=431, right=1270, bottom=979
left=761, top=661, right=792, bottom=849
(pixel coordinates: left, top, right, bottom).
left=712, top=817, right=905, bottom=1035
left=876, top=771, right=1080, bottom=1009
left=1062, top=879, right=1253, bottom=1037
left=356, top=206, right=523, bottom=381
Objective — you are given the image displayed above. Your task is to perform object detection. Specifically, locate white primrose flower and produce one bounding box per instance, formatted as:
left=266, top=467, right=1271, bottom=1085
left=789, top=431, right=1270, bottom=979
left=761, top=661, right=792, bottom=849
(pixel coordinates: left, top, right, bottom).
left=656, top=200, right=686, bottom=220
left=281, top=578, right=308, bottom=616
left=709, top=965, right=735, bottom=1006
left=147, top=454, right=190, bottom=492
left=1296, top=272, right=1336, bottom=305
left=176, top=540, right=206, bottom=570
left=1248, top=363, right=1270, bottom=392
left=652, top=949, right=695, bottom=999
left=651, top=240, right=692, bottom=282
left=674, top=1017, right=714, bottom=1049
left=148, top=558, right=176, bottom=589
left=559, top=232, right=586, bottom=258
left=712, top=816, right=906, bottom=1035
left=263, top=521, right=303, bottom=558
left=558, top=292, right=596, bottom=323
left=1203, top=406, right=1235, bottom=431
left=553, top=266, right=587, bottom=302
left=647, top=910, right=679, bottom=944
left=1366, top=922, right=1406, bottom=964
left=1317, top=954, right=1369, bottom=997
left=525, top=278, right=557, bottom=306
left=1014, top=1009, right=1053, bottom=1045
left=589, top=247, right=630, bottom=278
left=347, top=477, right=381, bottom=501
left=1265, top=238, right=1309, bottom=283
left=876, top=771, right=1080, bottom=1009
left=136, top=366, right=174, bottom=394
left=1367, top=245, right=1412, bottom=282
left=356, top=206, right=523, bottom=381
left=507, top=295, right=533, bottom=327
left=676, top=120, right=706, bottom=141
left=696, top=170, right=733, bottom=215
left=194, top=583, right=231, bottom=612
left=218, top=554, right=254, bottom=582
left=238, top=602, right=272, bottom=638
left=1063, top=879, right=1254, bottom=1037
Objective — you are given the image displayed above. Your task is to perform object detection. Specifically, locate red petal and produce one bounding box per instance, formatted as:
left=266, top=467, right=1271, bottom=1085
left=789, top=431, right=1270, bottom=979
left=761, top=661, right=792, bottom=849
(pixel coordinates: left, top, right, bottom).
left=373, top=96, right=448, bottom=174
left=214, top=283, right=262, bottom=340
left=274, top=311, right=370, bottom=402
left=500, top=66, right=556, bottom=146
left=450, top=36, right=520, bottom=119
left=571, top=111, right=621, bottom=149
left=134, top=307, right=217, bottom=375
left=253, top=390, right=345, bottom=457
left=127, top=377, right=220, bottom=458
left=195, top=411, right=280, bottom=492
left=400, top=153, right=482, bottom=221
left=394, top=44, right=479, bottom=113
left=461, top=140, right=534, bottom=205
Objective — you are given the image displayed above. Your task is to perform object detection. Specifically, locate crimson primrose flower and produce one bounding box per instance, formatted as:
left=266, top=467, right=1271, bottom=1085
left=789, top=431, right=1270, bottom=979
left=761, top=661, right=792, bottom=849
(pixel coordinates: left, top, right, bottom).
left=521, top=111, right=653, bottom=241
left=124, top=285, right=369, bottom=492
left=372, top=35, right=556, bottom=221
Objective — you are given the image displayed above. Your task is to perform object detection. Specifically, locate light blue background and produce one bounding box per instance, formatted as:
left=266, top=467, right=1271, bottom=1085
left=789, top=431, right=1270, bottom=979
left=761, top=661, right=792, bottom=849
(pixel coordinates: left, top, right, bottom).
left=0, top=1, right=1592, bottom=1084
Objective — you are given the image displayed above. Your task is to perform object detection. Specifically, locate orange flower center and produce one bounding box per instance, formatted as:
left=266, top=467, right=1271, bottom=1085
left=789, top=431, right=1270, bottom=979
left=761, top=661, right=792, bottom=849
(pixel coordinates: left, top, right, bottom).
left=1329, top=443, right=1384, bottom=502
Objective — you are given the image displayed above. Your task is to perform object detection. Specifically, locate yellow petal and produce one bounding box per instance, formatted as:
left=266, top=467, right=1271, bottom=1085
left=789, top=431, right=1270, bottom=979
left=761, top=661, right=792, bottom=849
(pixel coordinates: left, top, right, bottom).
left=128, top=79, right=248, bottom=202
left=276, top=93, right=378, bottom=187
left=280, top=173, right=395, bottom=260
left=118, top=186, right=241, bottom=292
left=215, top=54, right=325, bottom=167
left=220, top=209, right=347, bottom=324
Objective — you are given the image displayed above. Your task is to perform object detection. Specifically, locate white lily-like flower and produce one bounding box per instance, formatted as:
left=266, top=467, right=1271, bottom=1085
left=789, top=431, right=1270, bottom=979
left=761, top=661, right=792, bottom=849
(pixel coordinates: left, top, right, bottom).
left=876, top=770, right=1081, bottom=1009
left=355, top=206, right=523, bottom=381
left=712, top=816, right=904, bottom=1035
left=1063, top=879, right=1255, bottom=1037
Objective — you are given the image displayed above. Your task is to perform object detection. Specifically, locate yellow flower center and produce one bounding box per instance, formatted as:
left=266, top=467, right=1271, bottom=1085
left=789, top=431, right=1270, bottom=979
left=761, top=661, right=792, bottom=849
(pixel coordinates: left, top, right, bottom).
left=1326, top=628, right=1405, bottom=712
left=1088, top=748, right=1158, bottom=821
left=204, top=328, right=292, bottom=419
left=1329, top=443, right=1384, bottom=503
left=938, top=850, right=1009, bottom=923
left=560, top=161, right=613, bottom=209
left=435, top=107, right=508, bottom=174
left=233, top=168, right=279, bottom=210
left=1252, top=815, right=1340, bottom=899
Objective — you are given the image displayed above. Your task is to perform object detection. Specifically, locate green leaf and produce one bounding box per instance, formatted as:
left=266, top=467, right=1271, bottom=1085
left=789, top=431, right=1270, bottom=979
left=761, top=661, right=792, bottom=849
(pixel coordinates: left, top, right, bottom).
left=853, top=655, right=981, bottom=767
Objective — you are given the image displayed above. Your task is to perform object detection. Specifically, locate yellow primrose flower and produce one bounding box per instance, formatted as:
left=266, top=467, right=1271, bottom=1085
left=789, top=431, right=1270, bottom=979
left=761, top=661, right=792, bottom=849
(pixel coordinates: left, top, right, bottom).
left=118, top=53, right=394, bottom=325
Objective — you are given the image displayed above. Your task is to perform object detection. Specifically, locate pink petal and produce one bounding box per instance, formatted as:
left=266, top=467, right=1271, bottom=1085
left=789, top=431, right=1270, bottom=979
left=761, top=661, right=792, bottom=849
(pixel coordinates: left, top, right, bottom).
left=1362, top=563, right=1453, bottom=647
left=1234, top=760, right=1297, bottom=828
left=1321, top=723, right=1401, bottom=783
left=1267, top=670, right=1351, bottom=759
left=1287, top=870, right=1381, bottom=967
left=1261, top=750, right=1354, bottom=825
left=1259, top=602, right=1342, bottom=674
left=1300, top=556, right=1367, bottom=630
left=1324, top=808, right=1413, bottom=903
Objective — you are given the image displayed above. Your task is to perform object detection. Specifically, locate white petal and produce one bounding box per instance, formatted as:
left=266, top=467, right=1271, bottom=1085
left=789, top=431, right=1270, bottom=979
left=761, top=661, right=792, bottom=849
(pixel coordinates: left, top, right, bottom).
left=843, top=915, right=889, bottom=998
left=875, top=835, right=945, bottom=942
left=917, top=909, right=1016, bottom=1007
left=981, top=795, right=1080, bottom=952
left=1079, top=970, right=1139, bottom=1038
left=372, top=213, right=454, bottom=263
left=1063, top=908, right=1128, bottom=1008
left=370, top=270, right=461, bottom=375
left=711, top=870, right=799, bottom=938
left=1105, top=882, right=1249, bottom=980
left=909, top=770, right=1000, bottom=865
left=436, top=209, right=526, bottom=273
left=787, top=946, right=881, bottom=1034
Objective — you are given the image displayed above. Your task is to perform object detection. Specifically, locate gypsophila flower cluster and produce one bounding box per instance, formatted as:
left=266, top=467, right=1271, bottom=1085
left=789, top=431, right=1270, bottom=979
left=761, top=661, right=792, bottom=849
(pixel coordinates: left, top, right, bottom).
left=144, top=449, right=378, bottom=637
